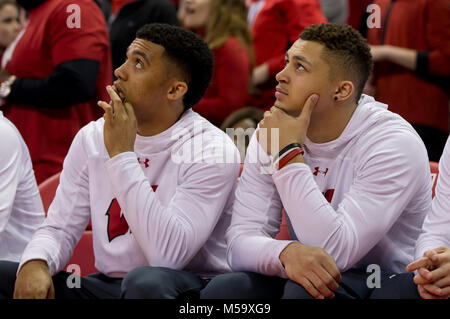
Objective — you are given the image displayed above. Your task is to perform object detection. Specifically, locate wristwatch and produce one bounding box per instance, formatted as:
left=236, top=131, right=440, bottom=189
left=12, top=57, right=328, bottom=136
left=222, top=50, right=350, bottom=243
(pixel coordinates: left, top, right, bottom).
left=0, top=75, right=16, bottom=98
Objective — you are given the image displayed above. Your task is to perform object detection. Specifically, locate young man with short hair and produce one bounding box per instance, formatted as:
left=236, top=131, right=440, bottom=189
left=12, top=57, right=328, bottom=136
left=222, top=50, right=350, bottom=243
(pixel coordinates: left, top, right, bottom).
left=0, top=23, right=240, bottom=299
left=201, top=23, right=431, bottom=299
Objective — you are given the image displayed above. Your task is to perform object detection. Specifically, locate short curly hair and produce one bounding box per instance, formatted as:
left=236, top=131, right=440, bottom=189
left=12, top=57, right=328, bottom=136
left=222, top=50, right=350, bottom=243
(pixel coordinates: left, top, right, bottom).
left=300, top=23, right=373, bottom=102
left=136, top=23, right=213, bottom=110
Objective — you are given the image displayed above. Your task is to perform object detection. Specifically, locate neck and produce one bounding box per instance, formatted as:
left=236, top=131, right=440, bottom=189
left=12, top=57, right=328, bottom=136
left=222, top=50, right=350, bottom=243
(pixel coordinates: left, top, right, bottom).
left=307, top=100, right=358, bottom=143
left=136, top=103, right=184, bottom=137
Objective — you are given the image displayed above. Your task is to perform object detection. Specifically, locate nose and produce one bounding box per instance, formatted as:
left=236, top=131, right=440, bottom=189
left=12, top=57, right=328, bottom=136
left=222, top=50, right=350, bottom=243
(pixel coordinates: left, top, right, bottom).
left=114, top=62, right=127, bottom=81
left=275, top=65, right=289, bottom=84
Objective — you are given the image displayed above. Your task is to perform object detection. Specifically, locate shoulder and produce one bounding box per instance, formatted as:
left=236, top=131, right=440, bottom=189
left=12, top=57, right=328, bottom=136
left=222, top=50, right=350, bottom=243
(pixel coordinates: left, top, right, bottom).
left=354, top=109, right=428, bottom=177
left=0, top=116, right=21, bottom=164
left=69, top=118, right=106, bottom=155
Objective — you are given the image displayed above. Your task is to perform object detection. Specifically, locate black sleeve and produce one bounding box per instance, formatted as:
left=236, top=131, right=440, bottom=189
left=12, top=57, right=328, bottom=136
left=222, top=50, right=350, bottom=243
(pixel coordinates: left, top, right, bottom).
left=7, top=58, right=100, bottom=108
left=415, top=51, right=430, bottom=77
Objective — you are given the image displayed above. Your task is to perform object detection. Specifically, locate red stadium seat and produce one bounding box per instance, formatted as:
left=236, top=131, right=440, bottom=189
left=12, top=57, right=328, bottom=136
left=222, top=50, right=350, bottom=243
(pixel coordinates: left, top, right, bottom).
left=430, top=161, right=439, bottom=199
left=38, top=172, right=97, bottom=276
left=275, top=209, right=290, bottom=240
left=38, top=172, right=61, bottom=213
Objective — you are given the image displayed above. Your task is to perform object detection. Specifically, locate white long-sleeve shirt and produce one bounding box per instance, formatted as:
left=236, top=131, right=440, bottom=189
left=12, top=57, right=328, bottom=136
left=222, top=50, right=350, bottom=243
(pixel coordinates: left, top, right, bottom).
left=19, top=110, right=240, bottom=277
left=0, top=112, right=45, bottom=262
left=415, top=136, right=450, bottom=259
left=227, top=95, right=431, bottom=276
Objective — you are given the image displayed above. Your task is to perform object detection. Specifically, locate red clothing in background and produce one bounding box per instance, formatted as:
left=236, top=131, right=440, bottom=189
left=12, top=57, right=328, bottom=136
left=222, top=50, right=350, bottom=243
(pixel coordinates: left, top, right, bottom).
left=347, top=0, right=372, bottom=30
left=193, top=37, right=251, bottom=127
left=247, top=0, right=326, bottom=109
left=3, top=0, right=112, bottom=183
left=367, top=0, right=450, bottom=133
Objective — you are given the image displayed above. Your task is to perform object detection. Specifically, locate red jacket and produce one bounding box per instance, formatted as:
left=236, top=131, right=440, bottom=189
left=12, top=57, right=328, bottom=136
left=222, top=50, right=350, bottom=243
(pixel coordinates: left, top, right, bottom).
left=367, top=0, right=450, bottom=132
left=193, top=37, right=251, bottom=127
left=247, top=0, right=327, bottom=109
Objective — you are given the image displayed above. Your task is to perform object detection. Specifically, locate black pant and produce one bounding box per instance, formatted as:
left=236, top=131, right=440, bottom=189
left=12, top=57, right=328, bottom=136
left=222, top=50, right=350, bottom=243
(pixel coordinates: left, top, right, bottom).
left=200, top=269, right=393, bottom=299
left=0, top=261, right=207, bottom=299
left=370, top=273, right=420, bottom=299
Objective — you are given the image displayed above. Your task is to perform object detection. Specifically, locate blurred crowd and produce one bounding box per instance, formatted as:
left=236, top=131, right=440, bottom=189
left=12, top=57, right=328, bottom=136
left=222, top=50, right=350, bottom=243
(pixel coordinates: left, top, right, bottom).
left=0, top=0, right=449, bottom=178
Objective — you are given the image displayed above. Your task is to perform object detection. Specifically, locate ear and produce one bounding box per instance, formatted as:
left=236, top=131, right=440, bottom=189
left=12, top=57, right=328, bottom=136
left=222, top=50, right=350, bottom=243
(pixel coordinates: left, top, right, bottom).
left=167, top=80, right=188, bottom=102
left=333, top=80, right=354, bottom=102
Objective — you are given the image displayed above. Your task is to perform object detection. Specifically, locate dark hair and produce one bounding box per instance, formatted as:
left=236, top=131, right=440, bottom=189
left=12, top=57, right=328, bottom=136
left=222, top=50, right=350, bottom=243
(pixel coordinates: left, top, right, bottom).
left=300, top=23, right=373, bottom=102
left=136, top=23, right=213, bottom=110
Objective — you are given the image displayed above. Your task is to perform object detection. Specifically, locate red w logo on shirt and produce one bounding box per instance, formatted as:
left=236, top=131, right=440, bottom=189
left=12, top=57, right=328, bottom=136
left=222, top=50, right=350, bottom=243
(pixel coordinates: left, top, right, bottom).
left=106, top=185, right=158, bottom=242
left=137, top=157, right=150, bottom=168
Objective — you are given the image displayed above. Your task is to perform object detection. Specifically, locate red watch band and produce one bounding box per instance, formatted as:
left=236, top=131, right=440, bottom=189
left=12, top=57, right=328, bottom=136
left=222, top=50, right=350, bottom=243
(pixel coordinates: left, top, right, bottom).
left=277, top=147, right=304, bottom=170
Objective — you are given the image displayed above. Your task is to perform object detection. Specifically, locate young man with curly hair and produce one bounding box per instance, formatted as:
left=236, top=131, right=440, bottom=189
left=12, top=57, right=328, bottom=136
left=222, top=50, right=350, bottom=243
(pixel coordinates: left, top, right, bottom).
left=0, top=23, right=240, bottom=299
left=201, top=23, right=432, bottom=299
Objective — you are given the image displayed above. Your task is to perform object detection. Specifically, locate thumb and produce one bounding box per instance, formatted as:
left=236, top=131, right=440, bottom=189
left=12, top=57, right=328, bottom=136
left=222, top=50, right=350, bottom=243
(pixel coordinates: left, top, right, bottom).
left=297, top=94, right=319, bottom=121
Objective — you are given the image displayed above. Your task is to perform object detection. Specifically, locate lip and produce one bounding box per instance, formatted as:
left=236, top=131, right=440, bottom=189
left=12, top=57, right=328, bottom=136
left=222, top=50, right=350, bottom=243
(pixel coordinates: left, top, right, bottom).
left=113, top=82, right=126, bottom=101
left=275, top=86, right=288, bottom=95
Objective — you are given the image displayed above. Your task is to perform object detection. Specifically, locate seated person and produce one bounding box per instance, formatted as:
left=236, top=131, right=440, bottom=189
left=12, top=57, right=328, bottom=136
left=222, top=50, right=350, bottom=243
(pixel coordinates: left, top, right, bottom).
left=220, top=106, right=263, bottom=162
left=201, top=23, right=431, bottom=299
left=180, top=0, right=253, bottom=127
left=0, top=111, right=45, bottom=263
left=372, top=136, right=450, bottom=299
left=0, top=23, right=240, bottom=299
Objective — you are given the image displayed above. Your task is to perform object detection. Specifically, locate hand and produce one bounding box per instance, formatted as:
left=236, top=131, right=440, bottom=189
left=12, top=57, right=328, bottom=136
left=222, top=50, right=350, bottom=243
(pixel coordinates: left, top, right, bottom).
left=406, top=246, right=450, bottom=299
left=98, top=85, right=137, bottom=158
left=256, top=93, right=318, bottom=156
left=0, top=69, right=11, bottom=82
left=251, top=63, right=269, bottom=86
left=14, top=260, right=55, bottom=299
left=279, top=242, right=341, bottom=299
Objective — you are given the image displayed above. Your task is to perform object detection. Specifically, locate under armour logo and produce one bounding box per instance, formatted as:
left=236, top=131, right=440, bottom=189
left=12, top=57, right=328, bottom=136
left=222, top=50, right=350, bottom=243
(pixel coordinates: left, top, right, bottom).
left=137, top=157, right=150, bottom=168
left=313, top=167, right=328, bottom=176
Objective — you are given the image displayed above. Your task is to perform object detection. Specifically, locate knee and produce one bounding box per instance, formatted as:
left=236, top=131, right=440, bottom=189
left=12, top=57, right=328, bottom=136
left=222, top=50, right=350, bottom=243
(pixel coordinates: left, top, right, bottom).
left=122, top=266, right=174, bottom=299
left=201, top=272, right=279, bottom=299
left=282, top=279, right=314, bottom=299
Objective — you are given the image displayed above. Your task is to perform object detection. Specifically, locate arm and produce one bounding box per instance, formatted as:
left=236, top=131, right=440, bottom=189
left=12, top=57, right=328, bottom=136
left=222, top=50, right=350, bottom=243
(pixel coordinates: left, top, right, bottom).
left=193, top=39, right=250, bottom=125
left=0, top=120, right=21, bottom=235
left=226, top=134, right=293, bottom=277
left=6, top=0, right=109, bottom=107
left=226, top=133, right=341, bottom=299
left=106, top=152, right=239, bottom=269
left=370, top=0, right=450, bottom=77
left=416, top=137, right=450, bottom=259
left=99, top=87, right=240, bottom=269
left=7, top=59, right=100, bottom=108
left=18, top=127, right=92, bottom=276
left=272, top=131, right=430, bottom=271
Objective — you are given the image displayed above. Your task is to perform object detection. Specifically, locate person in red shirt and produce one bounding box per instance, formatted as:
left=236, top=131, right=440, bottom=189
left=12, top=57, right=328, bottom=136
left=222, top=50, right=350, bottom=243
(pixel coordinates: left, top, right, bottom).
left=367, top=0, right=450, bottom=162
left=180, top=0, right=253, bottom=127
left=0, top=0, right=20, bottom=61
left=0, top=0, right=112, bottom=184
left=246, top=0, right=327, bottom=110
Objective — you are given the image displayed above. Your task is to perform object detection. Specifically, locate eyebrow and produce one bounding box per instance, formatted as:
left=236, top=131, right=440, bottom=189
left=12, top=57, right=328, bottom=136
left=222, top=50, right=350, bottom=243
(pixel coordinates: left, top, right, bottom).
left=127, top=48, right=150, bottom=65
left=286, top=53, right=312, bottom=66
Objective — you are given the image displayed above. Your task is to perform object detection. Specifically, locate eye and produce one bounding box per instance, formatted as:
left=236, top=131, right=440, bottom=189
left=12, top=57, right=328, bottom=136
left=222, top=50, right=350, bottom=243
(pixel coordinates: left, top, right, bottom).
left=135, top=59, right=143, bottom=69
left=296, top=64, right=305, bottom=71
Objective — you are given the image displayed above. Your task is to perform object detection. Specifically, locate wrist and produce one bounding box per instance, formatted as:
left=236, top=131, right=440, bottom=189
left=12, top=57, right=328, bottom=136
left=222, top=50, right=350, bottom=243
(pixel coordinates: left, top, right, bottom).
left=0, top=75, right=16, bottom=99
